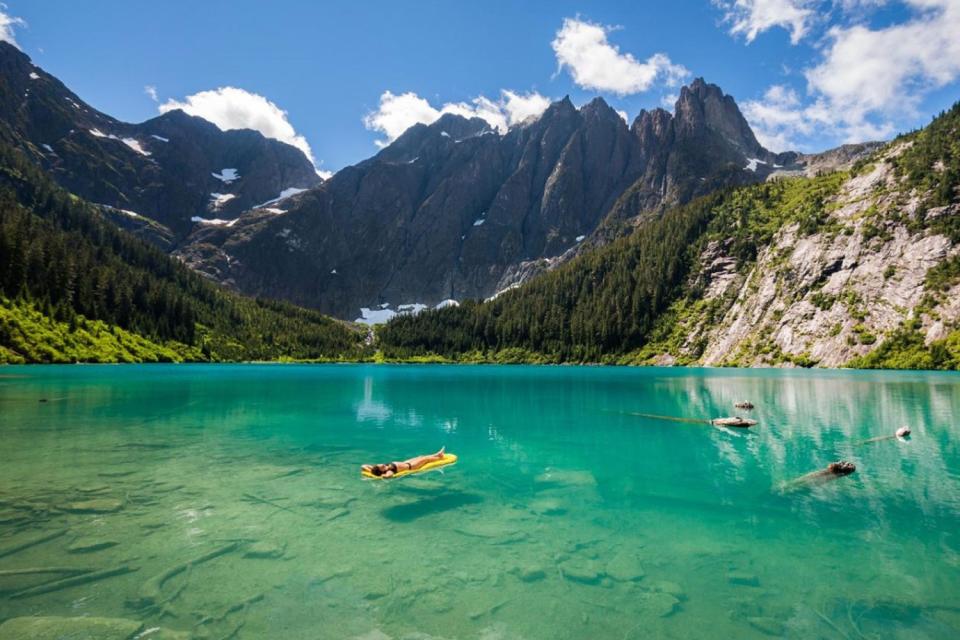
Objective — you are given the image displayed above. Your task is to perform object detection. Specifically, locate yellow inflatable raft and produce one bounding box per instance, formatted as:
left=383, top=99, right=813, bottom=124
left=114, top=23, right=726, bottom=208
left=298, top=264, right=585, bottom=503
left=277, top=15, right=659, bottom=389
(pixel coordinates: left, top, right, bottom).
left=362, top=453, right=458, bottom=480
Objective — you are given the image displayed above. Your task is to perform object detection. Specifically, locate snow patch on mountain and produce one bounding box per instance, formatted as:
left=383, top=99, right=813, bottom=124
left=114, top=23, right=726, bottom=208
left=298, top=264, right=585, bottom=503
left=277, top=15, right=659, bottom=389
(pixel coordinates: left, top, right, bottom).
left=212, top=168, right=239, bottom=183
left=254, top=187, right=308, bottom=209
left=209, top=193, right=236, bottom=208
left=191, top=216, right=238, bottom=227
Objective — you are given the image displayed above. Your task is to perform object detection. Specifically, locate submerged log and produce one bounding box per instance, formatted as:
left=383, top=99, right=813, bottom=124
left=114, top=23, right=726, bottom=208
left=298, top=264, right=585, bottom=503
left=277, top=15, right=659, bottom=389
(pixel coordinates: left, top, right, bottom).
left=133, top=542, right=239, bottom=609
left=0, top=529, right=67, bottom=559
left=0, top=567, right=94, bottom=577
left=10, top=565, right=137, bottom=599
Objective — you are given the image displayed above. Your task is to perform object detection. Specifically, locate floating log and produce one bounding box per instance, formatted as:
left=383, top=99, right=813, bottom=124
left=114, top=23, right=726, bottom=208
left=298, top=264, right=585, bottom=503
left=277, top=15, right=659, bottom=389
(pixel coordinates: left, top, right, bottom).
left=0, top=529, right=67, bottom=559
left=134, top=542, right=238, bottom=608
left=10, top=565, right=137, bottom=599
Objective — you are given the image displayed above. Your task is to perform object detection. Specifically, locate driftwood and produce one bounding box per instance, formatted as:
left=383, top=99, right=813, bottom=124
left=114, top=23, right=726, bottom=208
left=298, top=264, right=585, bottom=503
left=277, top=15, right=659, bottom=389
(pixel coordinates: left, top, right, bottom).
left=10, top=565, right=137, bottom=599
left=134, top=543, right=239, bottom=608
left=0, top=529, right=67, bottom=558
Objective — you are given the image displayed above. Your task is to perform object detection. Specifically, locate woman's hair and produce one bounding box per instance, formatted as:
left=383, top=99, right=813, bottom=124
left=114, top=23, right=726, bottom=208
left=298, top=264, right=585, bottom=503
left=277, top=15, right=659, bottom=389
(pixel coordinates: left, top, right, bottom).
left=371, top=465, right=383, bottom=476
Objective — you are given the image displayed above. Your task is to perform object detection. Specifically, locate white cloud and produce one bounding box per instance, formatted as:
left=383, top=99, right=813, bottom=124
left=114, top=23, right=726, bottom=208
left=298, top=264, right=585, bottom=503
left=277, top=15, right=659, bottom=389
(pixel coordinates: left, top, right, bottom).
left=363, top=89, right=551, bottom=147
left=743, top=0, right=960, bottom=150
left=159, top=86, right=315, bottom=163
left=616, top=109, right=629, bottom=123
left=715, top=0, right=815, bottom=45
left=806, top=0, right=960, bottom=125
left=144, top=85, right=158, bottom=102
left=501, top=90, right=552, bottom=125
left=0, top=5, right=25, bottom=49
left=316, top=168, right=333, bottom=180
left=551, top=18, right=688, bottom=95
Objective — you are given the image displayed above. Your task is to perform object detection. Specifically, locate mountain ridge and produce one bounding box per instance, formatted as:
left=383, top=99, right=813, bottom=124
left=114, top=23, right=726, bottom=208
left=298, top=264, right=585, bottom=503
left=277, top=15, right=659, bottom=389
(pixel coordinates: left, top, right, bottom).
left=0, top=42, right=321, bottom=239
left=178, top=78, right=871, bottom=320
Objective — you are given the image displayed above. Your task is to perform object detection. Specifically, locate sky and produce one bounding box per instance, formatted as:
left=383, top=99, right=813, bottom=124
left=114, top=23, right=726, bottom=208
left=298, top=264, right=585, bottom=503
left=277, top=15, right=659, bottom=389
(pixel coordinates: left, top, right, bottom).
left=3, top=1, right=960, bottom=173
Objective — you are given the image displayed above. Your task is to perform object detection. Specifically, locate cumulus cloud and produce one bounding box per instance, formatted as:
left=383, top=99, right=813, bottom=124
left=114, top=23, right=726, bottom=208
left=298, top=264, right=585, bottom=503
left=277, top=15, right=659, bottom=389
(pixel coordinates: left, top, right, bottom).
left=363, top=89, right=551, bottom=147
left=144, top=85, right=158, bottom=102
left=743, top=0, right=960, bottom=150
left=715, top=0, right=815, bottom=44
left=159, top=87, right=315, bottom=163
left=0, top=5, right=25, bottom=49
left=551, top=18, right=688, bottom=95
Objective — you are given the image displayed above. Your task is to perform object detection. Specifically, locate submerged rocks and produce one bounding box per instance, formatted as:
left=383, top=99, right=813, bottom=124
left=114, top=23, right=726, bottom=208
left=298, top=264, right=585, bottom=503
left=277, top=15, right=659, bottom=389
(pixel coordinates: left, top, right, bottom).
left=0, top=616, right=143, bottom=640
left=605, top=551, right=646, bottom=582
left=559, top=559, right=603, bottom=585
left=511, top=564, right=547, bottom=582
left=529, top=498, right=567, bottom=516
left=638, top=591, right=680, bottom=617
left=747, top=616, right=786, bottom=636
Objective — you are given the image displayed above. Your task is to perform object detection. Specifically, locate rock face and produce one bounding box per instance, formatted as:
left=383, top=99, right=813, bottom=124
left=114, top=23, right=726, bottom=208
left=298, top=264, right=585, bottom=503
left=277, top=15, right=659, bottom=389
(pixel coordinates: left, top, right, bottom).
left=0, top=42, right=320, bottom=239
left=648, top=145, right=960, bottom=367
left=177, top=79, right=827, bottom=320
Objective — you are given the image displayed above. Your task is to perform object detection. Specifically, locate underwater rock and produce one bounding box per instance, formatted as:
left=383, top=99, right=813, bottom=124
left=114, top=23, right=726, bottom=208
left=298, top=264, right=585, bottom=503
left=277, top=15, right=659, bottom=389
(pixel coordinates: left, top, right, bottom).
left=646, top=580, right=686, bottom=600
left=727, top=571, right=760, bottom=587
left=62, top=498, right=123, bottom=514
left=605, top=552, right=646, bottom=582
left=747, top=616, right=785, bottom=636
left=638, top=591, right=680, bottom=617
left=534, top=469, right=597, bottom=487
left=529, top=498, right=567, bottom=516
left=68, top=537, right=119, bottom=553
left=512, top=565, right=547, bottom=582
left=560, top=559, right=603, bottom=585
left=243, top=541, right=286, bottom=559
left=0, top=615, right=143, bottom=639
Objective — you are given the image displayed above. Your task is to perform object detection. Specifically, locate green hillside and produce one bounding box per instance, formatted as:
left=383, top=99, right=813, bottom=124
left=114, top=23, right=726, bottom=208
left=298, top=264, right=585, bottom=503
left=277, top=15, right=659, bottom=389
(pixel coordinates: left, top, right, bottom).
left=0, top=142, right=368, bottom=363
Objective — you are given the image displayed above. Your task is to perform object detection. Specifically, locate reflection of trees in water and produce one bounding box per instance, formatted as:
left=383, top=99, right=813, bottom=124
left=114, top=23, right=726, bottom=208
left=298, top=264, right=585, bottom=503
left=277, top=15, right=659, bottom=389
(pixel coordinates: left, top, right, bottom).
left=352, top=367, right=960, bottom=533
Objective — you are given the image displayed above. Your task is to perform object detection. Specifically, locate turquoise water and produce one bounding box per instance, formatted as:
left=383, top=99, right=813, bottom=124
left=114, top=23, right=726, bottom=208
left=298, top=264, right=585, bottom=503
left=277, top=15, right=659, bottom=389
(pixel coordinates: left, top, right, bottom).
left=1, top=364, right=959, bottom=639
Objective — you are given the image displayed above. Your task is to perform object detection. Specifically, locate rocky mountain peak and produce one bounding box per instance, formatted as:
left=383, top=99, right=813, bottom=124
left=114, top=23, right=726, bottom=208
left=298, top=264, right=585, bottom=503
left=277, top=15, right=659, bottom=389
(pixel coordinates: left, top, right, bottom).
left=674, top=77, right=764, bottom=157
left=579, top=96, right=623, bottom=125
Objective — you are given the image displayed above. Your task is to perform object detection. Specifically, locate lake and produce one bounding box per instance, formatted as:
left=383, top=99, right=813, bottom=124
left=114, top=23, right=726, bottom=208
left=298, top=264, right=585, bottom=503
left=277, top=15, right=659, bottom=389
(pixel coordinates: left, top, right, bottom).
left=1, top=364, right=959, bottom=639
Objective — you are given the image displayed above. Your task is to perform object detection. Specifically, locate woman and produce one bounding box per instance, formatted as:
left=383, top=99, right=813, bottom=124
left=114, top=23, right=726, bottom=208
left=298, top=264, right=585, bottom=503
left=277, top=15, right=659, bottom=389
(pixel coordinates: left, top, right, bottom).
left=362, top=447, right=446, bottom=478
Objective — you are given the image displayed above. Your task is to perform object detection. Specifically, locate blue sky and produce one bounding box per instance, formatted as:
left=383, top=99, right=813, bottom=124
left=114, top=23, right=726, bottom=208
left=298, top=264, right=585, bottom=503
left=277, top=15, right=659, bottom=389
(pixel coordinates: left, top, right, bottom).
left=4, top=1, right=959, bottom=172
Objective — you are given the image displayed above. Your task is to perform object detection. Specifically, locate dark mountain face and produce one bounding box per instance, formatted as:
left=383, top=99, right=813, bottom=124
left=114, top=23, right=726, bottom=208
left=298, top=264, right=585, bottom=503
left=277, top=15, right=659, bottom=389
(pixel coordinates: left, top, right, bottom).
left=0, top=42, right=319, bottom=238
left=178, top=78, right=810, bottom=320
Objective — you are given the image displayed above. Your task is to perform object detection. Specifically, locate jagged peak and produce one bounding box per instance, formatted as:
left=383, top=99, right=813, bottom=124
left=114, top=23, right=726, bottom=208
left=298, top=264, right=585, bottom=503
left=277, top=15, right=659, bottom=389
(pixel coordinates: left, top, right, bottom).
left=579, top=96, right=624, bottom=125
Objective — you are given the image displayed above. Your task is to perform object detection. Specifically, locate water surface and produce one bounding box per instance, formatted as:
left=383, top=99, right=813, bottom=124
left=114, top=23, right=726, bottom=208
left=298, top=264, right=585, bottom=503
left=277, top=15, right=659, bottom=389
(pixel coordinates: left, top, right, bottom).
left=1, top=364, right=959, bottom=639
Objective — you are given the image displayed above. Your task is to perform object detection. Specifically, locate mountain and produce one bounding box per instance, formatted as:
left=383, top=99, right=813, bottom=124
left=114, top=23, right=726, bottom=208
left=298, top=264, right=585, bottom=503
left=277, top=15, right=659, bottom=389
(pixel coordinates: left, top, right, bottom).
left=377, top=103, right=960, bottom=369
left=0, top=138, right=366, bottom=364
left=0, top=42, right=320, bottom=240
left=177, top=78, right=862, bottom=320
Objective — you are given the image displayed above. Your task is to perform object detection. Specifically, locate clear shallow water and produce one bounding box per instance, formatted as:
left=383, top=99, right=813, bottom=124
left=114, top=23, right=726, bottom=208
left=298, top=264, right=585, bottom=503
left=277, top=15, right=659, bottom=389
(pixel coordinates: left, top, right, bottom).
left=1, top=364, right=959, bottom=639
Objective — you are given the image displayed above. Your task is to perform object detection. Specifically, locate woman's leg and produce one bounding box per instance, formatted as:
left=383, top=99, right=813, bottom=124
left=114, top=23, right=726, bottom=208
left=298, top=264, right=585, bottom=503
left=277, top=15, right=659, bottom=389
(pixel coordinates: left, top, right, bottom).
left=404, top=448, right=446, bottom=470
